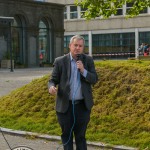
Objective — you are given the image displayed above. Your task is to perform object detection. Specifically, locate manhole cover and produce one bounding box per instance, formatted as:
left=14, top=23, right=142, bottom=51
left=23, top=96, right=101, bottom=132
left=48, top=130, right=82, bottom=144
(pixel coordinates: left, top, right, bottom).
left=12, top=146, right=33, bottom=150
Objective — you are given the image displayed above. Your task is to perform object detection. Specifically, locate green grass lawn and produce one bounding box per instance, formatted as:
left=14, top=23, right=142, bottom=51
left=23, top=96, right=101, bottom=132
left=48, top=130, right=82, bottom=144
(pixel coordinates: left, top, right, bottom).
left=0, top=60, right=150, bottom=150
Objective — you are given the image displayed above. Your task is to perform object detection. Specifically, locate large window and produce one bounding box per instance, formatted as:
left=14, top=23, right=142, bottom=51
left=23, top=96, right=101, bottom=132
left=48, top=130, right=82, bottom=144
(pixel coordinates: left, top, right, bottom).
left=39, top=20, right=47, bottom=65
left=139, top=32, right=150, bottom=45
left=92, top=33, right=135, bottom=58
left=39, top=19, right=53, bottom=66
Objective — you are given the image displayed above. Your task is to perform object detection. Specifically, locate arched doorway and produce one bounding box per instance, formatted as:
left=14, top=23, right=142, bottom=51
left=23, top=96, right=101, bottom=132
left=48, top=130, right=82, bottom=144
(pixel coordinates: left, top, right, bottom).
left=12, top=15, right=27, bottom=67
left=38, top=18, right=53, bottom=66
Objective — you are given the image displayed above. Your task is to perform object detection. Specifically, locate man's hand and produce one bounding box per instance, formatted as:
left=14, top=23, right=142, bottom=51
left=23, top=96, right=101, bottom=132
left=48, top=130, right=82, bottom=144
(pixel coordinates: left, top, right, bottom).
left=49, top=86, right=57, bottom=95
left=76, top=60, right=84, bottom=73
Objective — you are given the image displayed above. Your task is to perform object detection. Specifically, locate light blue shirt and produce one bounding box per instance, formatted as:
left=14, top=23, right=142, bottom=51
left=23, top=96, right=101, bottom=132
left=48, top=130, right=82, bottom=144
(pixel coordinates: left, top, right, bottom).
left=69, top=53, right=87, bottom=101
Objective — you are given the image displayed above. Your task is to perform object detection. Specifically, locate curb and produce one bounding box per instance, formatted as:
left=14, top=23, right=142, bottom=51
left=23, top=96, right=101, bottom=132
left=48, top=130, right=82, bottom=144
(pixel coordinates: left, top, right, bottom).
left=0, top=127, right=138, bottom=150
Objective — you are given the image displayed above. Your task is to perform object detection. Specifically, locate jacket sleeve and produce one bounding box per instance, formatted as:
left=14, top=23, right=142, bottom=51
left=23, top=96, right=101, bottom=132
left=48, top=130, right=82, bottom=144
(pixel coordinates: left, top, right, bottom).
left=83, top=57, right=98, bottom=84
left=48, top=58, right=61, bottom=89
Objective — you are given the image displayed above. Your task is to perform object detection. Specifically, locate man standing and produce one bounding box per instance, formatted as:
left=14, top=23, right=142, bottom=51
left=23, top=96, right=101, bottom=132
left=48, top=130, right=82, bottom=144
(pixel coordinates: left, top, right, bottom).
left=48, top=35, right=98, bottom=150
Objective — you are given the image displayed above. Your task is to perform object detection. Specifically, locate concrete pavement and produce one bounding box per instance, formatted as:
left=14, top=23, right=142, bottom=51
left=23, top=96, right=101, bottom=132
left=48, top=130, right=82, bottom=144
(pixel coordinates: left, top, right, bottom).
left=0, top=68, right=51, bottom=97
left=0, top=128, right=103, bottom=150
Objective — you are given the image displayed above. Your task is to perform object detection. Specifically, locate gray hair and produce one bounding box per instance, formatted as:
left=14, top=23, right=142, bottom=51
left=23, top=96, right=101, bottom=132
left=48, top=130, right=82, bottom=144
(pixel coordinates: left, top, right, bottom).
left=69, top=35, right=85, bottom=46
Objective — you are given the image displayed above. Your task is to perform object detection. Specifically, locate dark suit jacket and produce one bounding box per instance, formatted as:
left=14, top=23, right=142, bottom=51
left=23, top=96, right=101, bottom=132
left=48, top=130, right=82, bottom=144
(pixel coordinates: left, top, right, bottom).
left=48, top=53, right=98, bottom=113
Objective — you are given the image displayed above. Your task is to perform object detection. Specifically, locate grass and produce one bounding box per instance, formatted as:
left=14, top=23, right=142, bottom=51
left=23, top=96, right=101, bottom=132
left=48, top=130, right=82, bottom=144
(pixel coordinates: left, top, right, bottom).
left=0, top=60, right=150, bottom=149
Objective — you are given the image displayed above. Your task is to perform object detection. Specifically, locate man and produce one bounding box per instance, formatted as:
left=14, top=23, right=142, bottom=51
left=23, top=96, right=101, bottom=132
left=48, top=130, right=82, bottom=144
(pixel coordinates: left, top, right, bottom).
left=48, top=35, right=98, bottom=150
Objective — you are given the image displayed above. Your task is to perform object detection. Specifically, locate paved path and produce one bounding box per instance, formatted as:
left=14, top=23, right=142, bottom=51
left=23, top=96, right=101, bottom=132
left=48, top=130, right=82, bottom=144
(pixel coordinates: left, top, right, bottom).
left=0, top=68, right=51, bottom=97
left=0, top=127, right=103, bottom=150
left=0, top=133, right=59, bottom=150
left=0, top=132, right=101, bottom=150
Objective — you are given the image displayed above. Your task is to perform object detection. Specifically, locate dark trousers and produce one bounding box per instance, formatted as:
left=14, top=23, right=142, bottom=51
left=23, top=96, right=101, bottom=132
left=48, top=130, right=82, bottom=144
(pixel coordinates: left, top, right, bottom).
left=56, top=101, right=91, bottom=150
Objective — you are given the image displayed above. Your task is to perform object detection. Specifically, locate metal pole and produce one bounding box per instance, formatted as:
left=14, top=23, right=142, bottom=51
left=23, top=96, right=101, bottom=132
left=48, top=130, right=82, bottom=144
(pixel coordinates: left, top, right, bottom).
left=88, top=31, right=92, bottom=56
left=135, top=28, right=139, bottom=59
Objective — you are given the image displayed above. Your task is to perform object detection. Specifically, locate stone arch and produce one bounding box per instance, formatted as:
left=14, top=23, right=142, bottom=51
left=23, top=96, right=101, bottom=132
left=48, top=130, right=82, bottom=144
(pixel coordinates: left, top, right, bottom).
left=12, top=14, right=28, bottom=66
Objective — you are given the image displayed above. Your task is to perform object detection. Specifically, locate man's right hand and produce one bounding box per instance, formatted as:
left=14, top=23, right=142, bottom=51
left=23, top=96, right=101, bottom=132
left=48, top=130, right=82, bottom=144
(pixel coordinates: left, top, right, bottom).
left=49, top=86, right=57, bottom=95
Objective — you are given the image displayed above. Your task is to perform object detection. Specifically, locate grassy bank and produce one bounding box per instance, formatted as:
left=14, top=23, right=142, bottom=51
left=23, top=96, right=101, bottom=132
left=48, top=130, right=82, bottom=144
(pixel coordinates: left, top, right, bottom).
left=0, top=60, right=150, bottom=149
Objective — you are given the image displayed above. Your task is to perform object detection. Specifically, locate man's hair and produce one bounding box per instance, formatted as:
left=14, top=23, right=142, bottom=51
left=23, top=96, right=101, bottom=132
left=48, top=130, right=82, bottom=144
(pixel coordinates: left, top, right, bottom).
left=69, top=35, right=85, bottom=46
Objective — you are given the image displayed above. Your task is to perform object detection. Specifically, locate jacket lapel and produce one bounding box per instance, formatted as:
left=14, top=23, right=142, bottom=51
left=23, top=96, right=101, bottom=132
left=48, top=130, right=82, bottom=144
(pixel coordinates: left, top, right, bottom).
left=65, top=54, right=71, bottom=80
left=82, top=54, right=86, bottom=69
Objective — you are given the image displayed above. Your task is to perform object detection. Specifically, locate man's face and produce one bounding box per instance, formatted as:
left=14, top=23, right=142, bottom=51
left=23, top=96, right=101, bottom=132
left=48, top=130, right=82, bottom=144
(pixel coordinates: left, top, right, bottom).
left=69, top=39, right=84, bottom=59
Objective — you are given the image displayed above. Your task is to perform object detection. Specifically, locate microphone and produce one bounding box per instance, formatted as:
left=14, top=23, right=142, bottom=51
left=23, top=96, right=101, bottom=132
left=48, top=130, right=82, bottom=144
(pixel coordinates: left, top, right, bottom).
left=76, top=54, right=82, bottom=71
left=76, top=54, right=81, bottom=61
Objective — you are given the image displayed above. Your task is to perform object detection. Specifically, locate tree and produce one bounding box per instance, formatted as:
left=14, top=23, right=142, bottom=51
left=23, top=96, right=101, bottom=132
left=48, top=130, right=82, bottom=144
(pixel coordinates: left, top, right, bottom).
left=75, top=0, right=150, bottom=19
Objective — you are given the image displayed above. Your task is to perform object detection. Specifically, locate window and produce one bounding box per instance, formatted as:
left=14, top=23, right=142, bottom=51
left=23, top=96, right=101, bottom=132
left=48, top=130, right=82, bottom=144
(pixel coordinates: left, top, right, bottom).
left=139, top=8, right=147, bottom=14
left=81, top=35, right=88, bottom=53
left=92, top=33, right=135, bottom=58
left=139, top=32, right=150, bottom=45
left=80, top=7, right=87, bottom=18
left=126, top=2, right=134, bottom=14
left=70, top=6, right=77, bottom=19
left=39, top=20, right=48, bottom=65
left=126, top=2, right=147, bottom=15
left=126, top=2, right=134, bottom=7
left=64, top=35, right=73, bottom=54
left=115, top=8, right=123, bottom=16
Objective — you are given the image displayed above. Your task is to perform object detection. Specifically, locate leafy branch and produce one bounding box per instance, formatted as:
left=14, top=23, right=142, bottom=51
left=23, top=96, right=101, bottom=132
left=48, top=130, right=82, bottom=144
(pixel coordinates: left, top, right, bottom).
left=75, top=0, right=150, bottom=19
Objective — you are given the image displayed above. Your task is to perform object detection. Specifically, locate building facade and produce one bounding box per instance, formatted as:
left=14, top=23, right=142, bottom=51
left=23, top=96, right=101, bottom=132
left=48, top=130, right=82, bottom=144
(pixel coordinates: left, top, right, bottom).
left=0, top=0, right=64, bottom=67
left=47, top=0, right=150, bottom=59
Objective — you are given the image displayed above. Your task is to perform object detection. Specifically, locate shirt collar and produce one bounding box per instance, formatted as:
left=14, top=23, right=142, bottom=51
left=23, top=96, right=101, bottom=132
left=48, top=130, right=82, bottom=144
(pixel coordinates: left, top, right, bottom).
left=70, top=53, right=74, bottom=61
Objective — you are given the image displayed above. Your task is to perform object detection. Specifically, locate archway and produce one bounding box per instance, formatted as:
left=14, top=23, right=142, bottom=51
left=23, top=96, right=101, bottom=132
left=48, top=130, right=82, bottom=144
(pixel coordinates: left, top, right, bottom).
left=12, top=15, right=27, bottom=66
left=38, top=18, right=53, bottom=66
